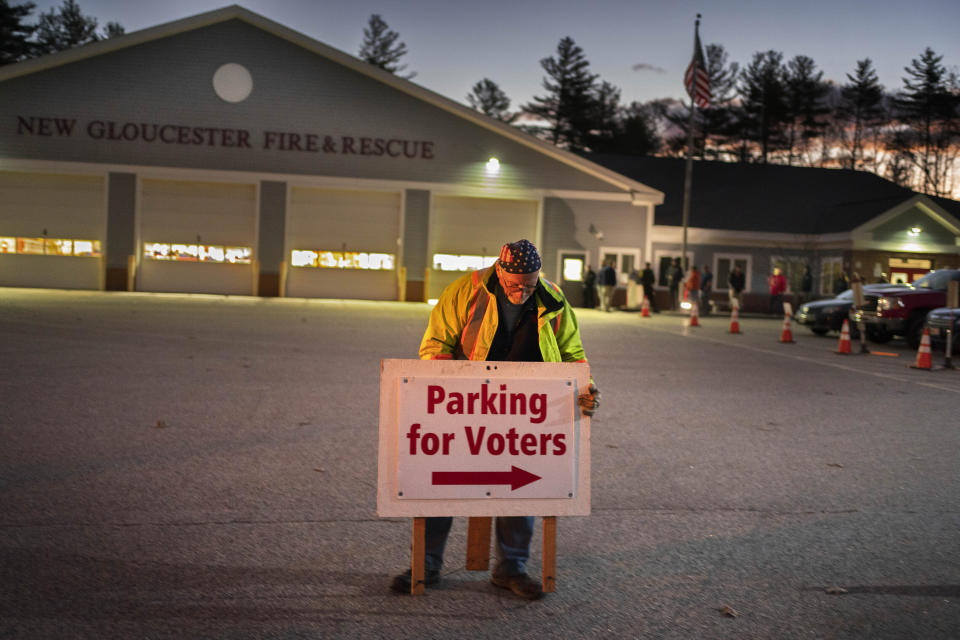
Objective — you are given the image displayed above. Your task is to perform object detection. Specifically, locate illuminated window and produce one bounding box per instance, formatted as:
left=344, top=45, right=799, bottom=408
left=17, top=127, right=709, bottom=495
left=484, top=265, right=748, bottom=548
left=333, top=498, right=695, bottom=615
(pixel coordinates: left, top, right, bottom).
left=171, top=244, right=198, bottom=261
left=601, top=247, right=641, bottom=285
left=820, top=257, right=843, bottom=295
left=0, top=236, right=100, bottom=257
left=144, top=242, right=171, bottom=260
left=291, top=250, right=395, bottom=270
left=562, top=258, right=584, bottom=282
left=291, top=250, right=318, bottom=267
left=18, top=238, right=45, bottom=254
left=225, top=247, right=251, bottom=264
left=199, top=245, right=224, bottom=262
left=432, top=253, right=498, bottom=272
left=143, top=242, right=252, bottom=264
left=46, top=239, right=73, bottom=256
left=73, top=240, right=98, bottom=257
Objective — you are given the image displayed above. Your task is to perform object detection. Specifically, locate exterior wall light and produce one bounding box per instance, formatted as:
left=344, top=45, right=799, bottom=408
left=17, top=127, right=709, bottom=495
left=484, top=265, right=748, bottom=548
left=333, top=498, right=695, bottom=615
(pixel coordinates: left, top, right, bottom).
left=485, top=157, right=500, bottom=175
left=908, top=225, right=922, bottom=237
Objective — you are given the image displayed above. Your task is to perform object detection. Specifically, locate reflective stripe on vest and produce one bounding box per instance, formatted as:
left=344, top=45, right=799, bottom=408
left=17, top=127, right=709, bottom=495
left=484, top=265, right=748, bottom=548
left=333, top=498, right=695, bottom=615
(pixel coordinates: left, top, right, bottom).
left=459, top=270, right=490, bottom=360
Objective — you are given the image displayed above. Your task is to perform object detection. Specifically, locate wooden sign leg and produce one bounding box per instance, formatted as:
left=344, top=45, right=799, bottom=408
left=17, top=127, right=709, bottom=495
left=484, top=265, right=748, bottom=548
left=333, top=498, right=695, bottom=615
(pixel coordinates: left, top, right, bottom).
left=542, top=516, right=556, bottom=593
left=411, top=517, right=425, bottom=595
left=466, top=516, right=492, bottom=570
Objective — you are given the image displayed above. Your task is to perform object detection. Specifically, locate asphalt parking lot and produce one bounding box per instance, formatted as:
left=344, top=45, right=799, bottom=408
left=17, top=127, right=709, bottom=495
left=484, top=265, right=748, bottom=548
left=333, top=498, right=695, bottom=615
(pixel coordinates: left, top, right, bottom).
left=1, top=288, right=958, bottom=639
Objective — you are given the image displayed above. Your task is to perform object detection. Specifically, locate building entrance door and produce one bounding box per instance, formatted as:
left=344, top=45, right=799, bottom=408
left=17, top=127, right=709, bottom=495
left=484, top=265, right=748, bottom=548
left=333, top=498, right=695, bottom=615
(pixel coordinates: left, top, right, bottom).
left=888, top=258, right=932, bottom=284
left=558, top=250, right=588, bottom=308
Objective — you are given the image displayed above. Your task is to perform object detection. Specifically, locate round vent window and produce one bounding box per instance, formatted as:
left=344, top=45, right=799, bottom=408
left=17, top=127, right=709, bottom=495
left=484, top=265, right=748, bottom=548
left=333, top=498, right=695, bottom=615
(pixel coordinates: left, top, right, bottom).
left=212, top=63, right=253, bottom=103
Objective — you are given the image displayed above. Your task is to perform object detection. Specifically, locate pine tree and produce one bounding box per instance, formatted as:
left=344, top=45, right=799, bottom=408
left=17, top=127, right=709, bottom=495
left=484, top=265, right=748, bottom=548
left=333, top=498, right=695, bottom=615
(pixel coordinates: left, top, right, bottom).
left=358, top=14, right=414, bottom=79
left=34, top=0, right=99, bottom=54
left=891, top=47, right=959, bottom=196
left=616, top=101, right=661, bottom=155
left=783, top=55, right=830, bottom=165
left=102, top=20, right=123, bottom=38
left=737, top=50, right=789, bottom=163
left=0, top=0, right=36, bottom=65
left=646, top=98, right=688, bottom=157
left=838, top=58, right=887, bottom=170
left=700, top=43, right=740, bottom=159
left=466, top=78, right=517, bottom=123
left=523, top=36, right=598, bottom=150
left=586, top=80, right=621, bottom=152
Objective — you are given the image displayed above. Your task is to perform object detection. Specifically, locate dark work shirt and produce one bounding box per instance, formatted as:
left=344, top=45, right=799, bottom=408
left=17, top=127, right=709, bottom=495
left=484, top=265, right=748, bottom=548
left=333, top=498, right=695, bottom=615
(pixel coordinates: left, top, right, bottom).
left=729, top=271, right=745, bottom=292
left=488, top=281, right=542, bottom=362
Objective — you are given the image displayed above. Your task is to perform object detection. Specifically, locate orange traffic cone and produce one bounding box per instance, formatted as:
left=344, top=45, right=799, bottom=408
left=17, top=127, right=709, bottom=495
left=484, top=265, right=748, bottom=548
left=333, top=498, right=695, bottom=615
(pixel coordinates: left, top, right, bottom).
left=910, top=328, right=933, bottom=370
left=690, top=301, right=700, bottom=327
left=780, top=313, right=795, bottom=343
left=641, top=296, right=651, bottom=317
left=729, top=306, right=741, bottom=334
left=835, top=319, right=852, bottom=354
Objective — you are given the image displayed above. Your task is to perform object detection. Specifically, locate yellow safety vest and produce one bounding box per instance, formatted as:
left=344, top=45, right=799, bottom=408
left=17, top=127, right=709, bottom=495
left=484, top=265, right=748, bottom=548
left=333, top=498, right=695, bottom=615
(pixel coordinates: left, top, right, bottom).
left=419, top=265, right=588, bottom=364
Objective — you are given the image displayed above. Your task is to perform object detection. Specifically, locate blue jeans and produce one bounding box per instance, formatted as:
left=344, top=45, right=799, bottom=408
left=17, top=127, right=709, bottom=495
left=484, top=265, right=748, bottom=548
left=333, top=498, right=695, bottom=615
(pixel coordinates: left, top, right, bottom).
left=424, top=516, right=534, bottom=576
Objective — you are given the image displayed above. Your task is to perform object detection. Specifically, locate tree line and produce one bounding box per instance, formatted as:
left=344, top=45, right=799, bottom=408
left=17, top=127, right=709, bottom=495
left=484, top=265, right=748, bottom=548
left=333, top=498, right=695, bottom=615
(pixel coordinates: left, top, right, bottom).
left=357, top=15, right=959, bottom=199
left=3, top=4, right=957, bottom=197
left=1, top=0, right=124, bottom=61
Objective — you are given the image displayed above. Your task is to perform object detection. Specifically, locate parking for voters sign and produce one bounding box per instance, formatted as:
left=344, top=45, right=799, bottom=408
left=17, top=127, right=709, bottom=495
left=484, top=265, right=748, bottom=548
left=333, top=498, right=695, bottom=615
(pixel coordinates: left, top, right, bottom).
left=377, top=359, right=591, bottom=517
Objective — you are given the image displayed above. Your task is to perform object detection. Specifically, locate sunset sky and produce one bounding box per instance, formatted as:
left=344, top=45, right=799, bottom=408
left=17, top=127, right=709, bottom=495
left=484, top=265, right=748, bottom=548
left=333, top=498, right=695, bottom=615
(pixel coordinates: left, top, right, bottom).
left=29, top=0, right=960, bottom=111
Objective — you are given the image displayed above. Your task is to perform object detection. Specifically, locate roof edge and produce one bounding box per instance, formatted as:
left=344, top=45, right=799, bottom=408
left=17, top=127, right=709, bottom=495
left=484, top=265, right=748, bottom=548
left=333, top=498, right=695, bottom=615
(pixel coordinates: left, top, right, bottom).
left=853, top=193, right=960, bottom=235
left=0, top=4, right=662, bottom=200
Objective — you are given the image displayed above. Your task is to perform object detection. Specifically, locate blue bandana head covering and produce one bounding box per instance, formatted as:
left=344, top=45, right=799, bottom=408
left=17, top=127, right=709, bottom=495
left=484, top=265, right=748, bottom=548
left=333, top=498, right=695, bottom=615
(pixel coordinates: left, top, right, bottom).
left=498, top=239, right=541, bottom=274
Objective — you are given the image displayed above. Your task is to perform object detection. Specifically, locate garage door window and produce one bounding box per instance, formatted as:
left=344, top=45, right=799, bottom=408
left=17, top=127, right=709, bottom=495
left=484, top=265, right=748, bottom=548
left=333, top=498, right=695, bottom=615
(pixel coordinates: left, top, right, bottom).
left=1, top=236, right=101, bottom=257
left=144, top=242, right=252, bottom=264
left=432, top=253, right=498, bottom=272
left=291, top=249, right=394, bottom=270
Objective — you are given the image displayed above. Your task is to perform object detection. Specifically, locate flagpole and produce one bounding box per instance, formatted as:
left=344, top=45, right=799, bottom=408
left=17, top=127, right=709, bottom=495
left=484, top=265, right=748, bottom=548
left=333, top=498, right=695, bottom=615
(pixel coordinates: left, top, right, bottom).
left=681, top=99, right=695, bottom=272
left=680, top=13, right=701, bottom=273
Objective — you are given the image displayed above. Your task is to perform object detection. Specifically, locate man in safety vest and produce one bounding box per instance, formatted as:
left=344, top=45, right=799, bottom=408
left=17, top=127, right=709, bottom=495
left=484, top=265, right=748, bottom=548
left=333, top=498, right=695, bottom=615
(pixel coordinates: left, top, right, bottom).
left=390, top=239, right=599, bottom=600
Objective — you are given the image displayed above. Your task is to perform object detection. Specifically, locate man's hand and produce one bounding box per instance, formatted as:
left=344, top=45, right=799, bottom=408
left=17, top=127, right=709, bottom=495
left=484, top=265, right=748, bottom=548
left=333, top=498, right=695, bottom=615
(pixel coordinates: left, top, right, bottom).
left=578, top=383, right=600, bottom=417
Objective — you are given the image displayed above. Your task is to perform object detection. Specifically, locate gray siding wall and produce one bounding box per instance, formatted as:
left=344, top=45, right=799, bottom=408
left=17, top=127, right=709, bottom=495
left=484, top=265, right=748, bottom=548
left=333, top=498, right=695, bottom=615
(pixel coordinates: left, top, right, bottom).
left=403, top=189, right=429, bottom=279
left=106, top=172, right=136, bottom=268
left=651, top=241, right=842, bottom=294
left=545, top=198, right=645, bottom=276
left=872, top=205, right=956, bottom=245
left=541, top=198, right=583, bottom=282
left=2, top=20, right=620, bottom=194
left=258, top=180, right=286, bottom=272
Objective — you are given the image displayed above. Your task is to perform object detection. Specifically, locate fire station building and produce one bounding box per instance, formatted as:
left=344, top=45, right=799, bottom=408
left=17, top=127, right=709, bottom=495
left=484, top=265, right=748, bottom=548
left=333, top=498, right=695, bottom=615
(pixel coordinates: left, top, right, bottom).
left=0, top=5, right=662, bottom=304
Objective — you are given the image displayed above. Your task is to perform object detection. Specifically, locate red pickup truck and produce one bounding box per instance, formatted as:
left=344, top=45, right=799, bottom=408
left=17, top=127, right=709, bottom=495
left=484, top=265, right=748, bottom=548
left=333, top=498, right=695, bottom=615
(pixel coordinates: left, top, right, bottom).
left=853, top=269, right=960, bottom=349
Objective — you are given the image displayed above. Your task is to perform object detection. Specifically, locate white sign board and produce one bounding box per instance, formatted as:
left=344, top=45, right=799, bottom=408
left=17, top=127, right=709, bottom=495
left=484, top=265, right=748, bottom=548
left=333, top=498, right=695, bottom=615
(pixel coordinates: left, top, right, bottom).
left=378, top=359, right=591, bottom=517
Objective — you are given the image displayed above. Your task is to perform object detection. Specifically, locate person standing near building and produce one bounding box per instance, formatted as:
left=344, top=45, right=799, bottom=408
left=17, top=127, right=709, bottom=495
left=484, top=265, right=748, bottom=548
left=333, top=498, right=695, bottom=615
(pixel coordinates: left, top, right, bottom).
left=640, top=262, right=658, bottom=312
left=768, top=266, right=787, bottom=315
left=391, top=239, right=599, bottom=600
left=685, top=265, right=701, bottom=310
left=669, top=258, right=684, bottom=310
left=582, top=265, right=597, bottom=309
left=834, top=271, right=850, bottom=295
left=728, top=265, right=746, bottom=309
left=598, top=259, right=617, bottom=312
left=700, top=265, right=713, bottom=315
left=799, top=265, right=813, bottom=305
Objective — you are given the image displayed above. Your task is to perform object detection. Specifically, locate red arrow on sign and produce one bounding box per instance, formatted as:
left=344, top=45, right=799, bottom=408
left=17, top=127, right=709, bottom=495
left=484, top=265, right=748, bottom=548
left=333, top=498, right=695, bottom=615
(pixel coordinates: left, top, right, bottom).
left=432, top=466, right=542, bottom=491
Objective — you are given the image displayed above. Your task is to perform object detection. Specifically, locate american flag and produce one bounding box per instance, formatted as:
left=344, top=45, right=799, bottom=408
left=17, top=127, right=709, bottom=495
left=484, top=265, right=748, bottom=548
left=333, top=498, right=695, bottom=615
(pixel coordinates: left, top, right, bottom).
left=684, top=23, right=711, bottom=109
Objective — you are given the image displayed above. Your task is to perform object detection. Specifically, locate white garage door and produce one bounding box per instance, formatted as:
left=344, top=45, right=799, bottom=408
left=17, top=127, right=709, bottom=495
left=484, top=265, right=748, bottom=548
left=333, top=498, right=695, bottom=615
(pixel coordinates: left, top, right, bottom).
left=285, top=187, right=401, bottom=300
left=428, top=196, right=539, bottom=299
left=0, top=171, right=105, bottom=290
left=137, top=179, right=257, bottom=295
